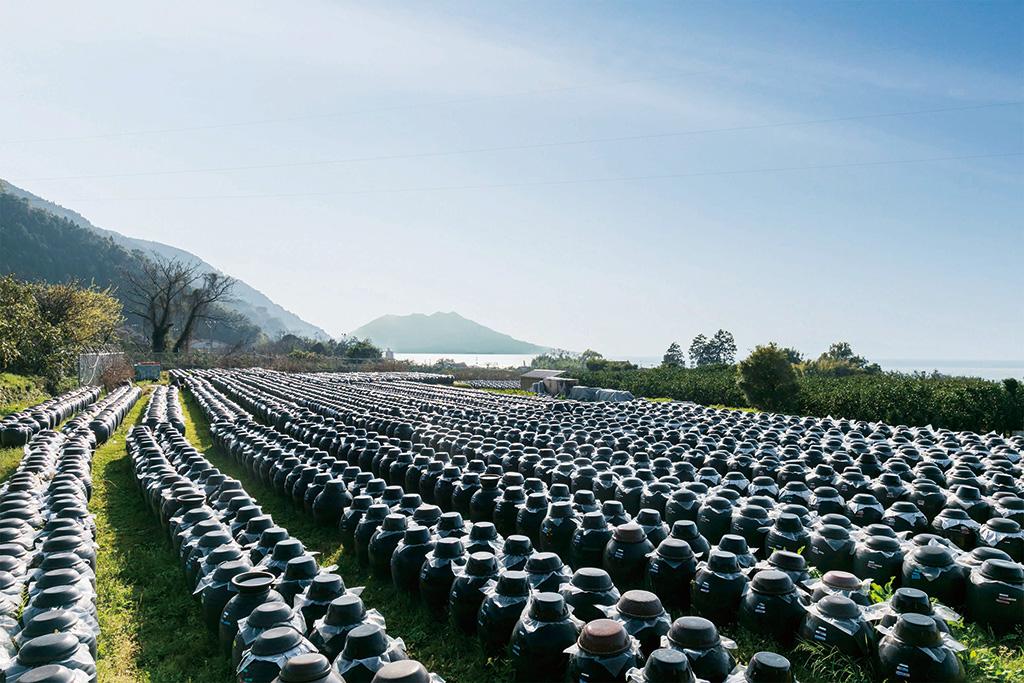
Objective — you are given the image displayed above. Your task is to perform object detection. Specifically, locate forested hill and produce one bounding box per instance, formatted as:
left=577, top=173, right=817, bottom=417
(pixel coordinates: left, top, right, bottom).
left=0, top=192, right=262, bottom=345
left=0, top=180, right=329, bottom=340
left=0, top=191, right=140, bottom=293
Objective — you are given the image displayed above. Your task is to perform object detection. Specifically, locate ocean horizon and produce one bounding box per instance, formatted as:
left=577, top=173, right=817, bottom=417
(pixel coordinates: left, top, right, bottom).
left=392, top=353, right=1024, bottom=381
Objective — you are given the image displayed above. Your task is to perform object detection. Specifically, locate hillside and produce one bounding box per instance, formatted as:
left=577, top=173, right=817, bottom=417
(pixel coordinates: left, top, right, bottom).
left=0, top=180, right=329, bottom=340
left=350, top=311, right=546, bottom=354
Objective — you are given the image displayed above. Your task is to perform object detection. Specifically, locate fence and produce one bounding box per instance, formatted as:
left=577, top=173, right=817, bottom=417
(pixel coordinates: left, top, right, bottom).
left=78, top=351, right=127, bottom=386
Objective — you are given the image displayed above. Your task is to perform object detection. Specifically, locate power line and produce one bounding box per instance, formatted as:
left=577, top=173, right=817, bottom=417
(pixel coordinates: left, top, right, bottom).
left=11, top=101, right=1021, bottom=183
left=62, top=151, right=1022, bottom=202
left=0, top=71, right=714, bottom=146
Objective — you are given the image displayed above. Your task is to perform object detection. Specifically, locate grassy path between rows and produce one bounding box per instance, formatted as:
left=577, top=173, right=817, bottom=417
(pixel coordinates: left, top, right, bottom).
left=93, top=386, right=232, bottom=682
left=179, top=391, right=514, bottom=683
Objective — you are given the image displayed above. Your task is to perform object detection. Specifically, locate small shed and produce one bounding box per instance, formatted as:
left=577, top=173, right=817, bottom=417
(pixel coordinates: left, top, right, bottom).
left=520, top=368, right=565, bottom=391
left=134, top=362, right=162, bottom=381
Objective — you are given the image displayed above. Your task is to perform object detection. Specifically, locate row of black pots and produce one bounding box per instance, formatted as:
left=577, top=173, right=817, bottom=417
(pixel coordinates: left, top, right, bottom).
left=0, top=386, right=100, bottom=448
left=191, top=369, right=1023, bottom=636
left=1, top=384, right=140, bottom=682
left=177, top=372, right=808, bottom=682
left=182, top=370, right=1024, bottom=683
left=143, top=385, right=186, bottom=435
left=125, top=389, right=442, bottom=683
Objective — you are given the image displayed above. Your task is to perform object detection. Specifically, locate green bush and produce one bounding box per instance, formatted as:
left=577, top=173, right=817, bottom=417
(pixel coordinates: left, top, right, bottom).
left=737, top=344, right=799, bottom=412
left=575, top=365, right=1024, bottom=434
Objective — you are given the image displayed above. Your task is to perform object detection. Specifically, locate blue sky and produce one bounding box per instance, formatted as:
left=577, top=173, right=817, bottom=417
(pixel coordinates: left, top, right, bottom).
left=1, top=1, right=1021, bottom=358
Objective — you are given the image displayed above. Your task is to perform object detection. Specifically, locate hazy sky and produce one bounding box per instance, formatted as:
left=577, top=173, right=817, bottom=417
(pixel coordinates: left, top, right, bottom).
left=2, top=1, right=1021, bottom=359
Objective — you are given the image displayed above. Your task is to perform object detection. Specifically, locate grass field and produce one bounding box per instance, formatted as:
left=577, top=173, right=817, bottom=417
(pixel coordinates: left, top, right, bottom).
left=5, top=377, right=1018, bottom=682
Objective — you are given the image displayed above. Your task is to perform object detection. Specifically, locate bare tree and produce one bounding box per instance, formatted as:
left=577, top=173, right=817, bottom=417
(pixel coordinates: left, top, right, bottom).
left=172, top=272, right=236, bottom=352
left=123, top=257, right=236, bottom=354
left=124, top=258, right=197, bottom=353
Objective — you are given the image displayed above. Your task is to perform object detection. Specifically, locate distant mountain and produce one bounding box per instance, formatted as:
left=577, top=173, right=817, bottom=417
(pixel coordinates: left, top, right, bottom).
left=351, top=312, right=546, bottom=354
left=0, top=179, right=330, bottom=340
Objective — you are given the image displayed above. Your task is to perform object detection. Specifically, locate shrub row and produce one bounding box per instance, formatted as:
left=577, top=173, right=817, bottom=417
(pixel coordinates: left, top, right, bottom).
left=576, top=367, right=1024, bottom=434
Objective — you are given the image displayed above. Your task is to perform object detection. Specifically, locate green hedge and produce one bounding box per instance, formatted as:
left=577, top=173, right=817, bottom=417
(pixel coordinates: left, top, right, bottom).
left=575, top=367, right=1024, bottom=434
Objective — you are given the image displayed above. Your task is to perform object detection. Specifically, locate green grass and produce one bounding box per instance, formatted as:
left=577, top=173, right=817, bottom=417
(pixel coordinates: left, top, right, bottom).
left=0, top=372, right=49, bottom=416
left=708, top=403, right=760, bottom=413
left=479, top=388, right=535, bottom=397
left=179, top=391, right=514, bottom=683
left=93, top=386, right=232, bottom=683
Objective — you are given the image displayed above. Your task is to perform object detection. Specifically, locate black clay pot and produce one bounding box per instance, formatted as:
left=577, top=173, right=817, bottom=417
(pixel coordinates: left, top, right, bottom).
left=730, top=505, right=771, bottom=556
left=369, top=514, right=409, bottom=579
left=313, top=480, right=352, bottom=528
left=902, top=546, right=966, bottom=608
left=637, top=509, right=669, bottom=547
left=199, top=559, right=252, bottom=633
left=419, top=538, right=467, bottom=618
left=332, top=623, right=407, bottom=683
left=566, top=618, right=640, bottom=683
left=692, top=551, right=747, bottom=627
left=670, top=521, right=710, bottom=561
left=232, top=601, right=305, bottom=669
left=219, top=571, right=285, bottom=657
left=966, top=559, right=1023, bottom=634
left=273, top=653, right=344, bottom=683
left=354, top=505, right=390, bottom=568
left=477, top=570, right=531, bottom=655
left=627, top=647, right=695, bottom=683
left=509, top=593, right=581, bottom=683
left=878, top=587, right=953, bottom=634
left=339, top=496, right=372, bottom=553
left=295, top=573, right=348, bottom=630
left=308, top=595, right=384, bottom=662
left=663, top=489, right=704, bottom=528
left=275, top=555, right=320, bottom=605
left=877, top=613, right=965, bottom=683
left=811, top=570, right=870, bottom=607
left=798, top=595, right=874, bottom=657
left=696, top=497, right=733, bottom=545
left=435, top=512, right=467, bottom=540
left=560, top=567, right=621, bottom=623
left=933, top=509, right=981, bottom=551
left=493, top=486, right=527, bottom=538
left=807, top=524, right=854, bottom=573
left=604, top=523, right=655, bottom=589
left=738, top=570, right=804, bottom=646
left=664, top=616, right=735, bottom=683
left=646, top=538, right=696, bottom=611
left=6, top=632, right=96, bottom=683
left=764, top=514, right=808, bottom=556
left=852, top=534, right=904, bottom=584
left=716, top=535, right=756, bottom=569
left=470, top=475, right=502, bottom=523
left=571, top=512, right=614, bottom=569
left=979, top=518, right=1024, bottom=562
left=237, top=626, right=317, bottom=683
left=525, top=551, right=571, bottom=593
left=539, top=501, right=580, bottom=563
left=449, top=551, right=499, bottom=634
left=391, top=526, right=435, bottom=594
left=762, top=551, right=810, bottom=586
left=610, top=590, right=671, bottom=660
left=741, top=652, right=794, bottom=683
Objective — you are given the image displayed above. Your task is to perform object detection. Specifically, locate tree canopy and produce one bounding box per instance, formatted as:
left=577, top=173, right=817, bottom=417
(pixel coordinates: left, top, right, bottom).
left=689, top=329, right=737, bottom=367
left=0, top=276, right=122, bottom=388
left=662, top=342, right=685, bottom=368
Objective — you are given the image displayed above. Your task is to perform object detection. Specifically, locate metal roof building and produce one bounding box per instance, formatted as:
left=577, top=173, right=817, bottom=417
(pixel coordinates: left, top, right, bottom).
left=520, top=368, right=565, bottom=390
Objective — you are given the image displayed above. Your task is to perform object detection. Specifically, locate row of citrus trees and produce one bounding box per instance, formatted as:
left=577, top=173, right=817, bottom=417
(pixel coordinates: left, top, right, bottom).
left=576, top=365, right=1024, bottom=434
